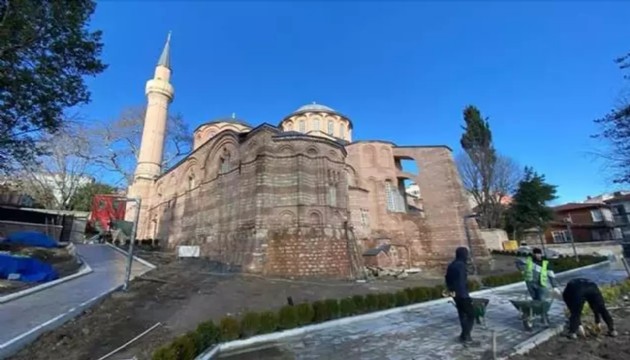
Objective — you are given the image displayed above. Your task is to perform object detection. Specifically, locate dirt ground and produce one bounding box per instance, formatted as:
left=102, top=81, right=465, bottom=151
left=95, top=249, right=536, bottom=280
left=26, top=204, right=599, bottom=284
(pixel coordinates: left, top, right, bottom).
left=0, top=244, right=81, bottom=295
left=9, top=252, right=519, bottom=360
left=511, top=307, right=630, bottom=360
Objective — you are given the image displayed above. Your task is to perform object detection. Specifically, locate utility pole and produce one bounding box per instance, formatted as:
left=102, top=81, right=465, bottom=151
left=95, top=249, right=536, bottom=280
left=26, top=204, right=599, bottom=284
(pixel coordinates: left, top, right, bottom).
left=463, top=214, right=478, bottom=275
left=123, top=197, right=141, bottom=291
left=565, top=214, right=579, bottom=262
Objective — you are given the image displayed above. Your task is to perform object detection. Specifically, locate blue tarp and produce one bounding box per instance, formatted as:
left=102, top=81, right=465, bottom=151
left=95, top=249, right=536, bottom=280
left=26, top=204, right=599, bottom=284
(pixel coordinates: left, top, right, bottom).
left=4, top=231, right=58, bottom=248
left=0, top=254, right=59, bottom=283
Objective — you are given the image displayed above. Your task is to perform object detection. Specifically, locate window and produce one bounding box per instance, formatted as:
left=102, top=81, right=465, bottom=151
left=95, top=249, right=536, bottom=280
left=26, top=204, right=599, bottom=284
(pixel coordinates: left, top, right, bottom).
left=360, top=209, right=369, bottom=226
left=602, top=208, right=614, bottom=222
left=327, top=184, right=337, bottom=207
left=188, top=174, right=195, bottom=190
left=286, top=122, right=293, bottom=131
left=592, top=230, right=601, bottom=241
left=312, top=117, right=320, bottom=131
left=613, top=228, right=623, bottom=240
left=220, top=155, right=230, bottom=173
left=385, top=181, right=396, bottom=212
left=327, top=120, right=334, bottom=135
left=339, top=124, right=345, bottom=139
left=551, top=230, right=569, bottom=243
left=591, top=209, right=603, bottom=222
left=299, top=120, right=305, bottom=132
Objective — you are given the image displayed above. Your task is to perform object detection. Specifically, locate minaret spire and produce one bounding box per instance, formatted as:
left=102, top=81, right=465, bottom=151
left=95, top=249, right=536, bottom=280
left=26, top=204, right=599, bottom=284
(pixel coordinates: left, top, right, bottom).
left=158, top=31, right=172, bottom=69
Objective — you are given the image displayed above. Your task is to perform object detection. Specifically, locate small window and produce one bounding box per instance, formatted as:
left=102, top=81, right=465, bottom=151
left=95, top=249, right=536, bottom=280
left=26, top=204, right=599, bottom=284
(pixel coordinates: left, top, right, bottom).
left=360, top=209, right=369, bottom=226
left=339, top=124, right=345, bottom=139
left=551, top=230, right=569, bottom=243
left=385, top=181, right=396, bottom=212
left=591, top=209, right=603, bottom=222
left=327, top=184, right=337, bottom=207
left=312, top=117, right=320, bottom=132
left=299, top=120, right=305, bottom=132
left=286, top=122, right=293, bottom=131
left=327, top=120, right=334, bottom=135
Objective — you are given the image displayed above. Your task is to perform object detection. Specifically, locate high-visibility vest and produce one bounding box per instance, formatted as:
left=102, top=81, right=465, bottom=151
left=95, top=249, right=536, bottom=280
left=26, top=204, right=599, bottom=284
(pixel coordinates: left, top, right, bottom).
left=524, top=257, right=549, bottom=287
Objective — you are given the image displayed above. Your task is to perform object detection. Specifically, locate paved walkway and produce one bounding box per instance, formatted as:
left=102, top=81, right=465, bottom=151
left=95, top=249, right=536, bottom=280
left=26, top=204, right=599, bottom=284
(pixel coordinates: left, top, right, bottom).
left=0, top=244, right=153, bottom=358
left=220, top=261, right=628, bottom=360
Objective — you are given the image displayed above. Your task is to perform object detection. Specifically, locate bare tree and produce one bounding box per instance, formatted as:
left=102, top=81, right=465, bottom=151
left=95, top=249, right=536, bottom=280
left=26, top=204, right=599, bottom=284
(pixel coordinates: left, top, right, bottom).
left=457, top=152, right=522, bottom=228
left=13, top=123, right=96, bottom=210
left=89, top=105, right=192, bottom=186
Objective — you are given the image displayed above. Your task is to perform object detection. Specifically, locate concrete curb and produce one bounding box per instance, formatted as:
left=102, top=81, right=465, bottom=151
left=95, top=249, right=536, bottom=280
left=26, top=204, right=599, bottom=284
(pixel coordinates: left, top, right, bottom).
left=0, top=282, right=123, bottom=359
left=497, top=324, right=566, bottom=360
left=0, top=257, right=93, bottom=304
left=195, top=259, right=611, bottom=360
left=105, top=242, right=157, bottom=269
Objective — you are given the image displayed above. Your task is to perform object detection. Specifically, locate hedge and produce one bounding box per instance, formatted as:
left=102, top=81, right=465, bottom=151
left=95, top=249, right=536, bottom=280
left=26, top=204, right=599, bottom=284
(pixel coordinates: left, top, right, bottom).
left=152, top=255, right=607, bottom=360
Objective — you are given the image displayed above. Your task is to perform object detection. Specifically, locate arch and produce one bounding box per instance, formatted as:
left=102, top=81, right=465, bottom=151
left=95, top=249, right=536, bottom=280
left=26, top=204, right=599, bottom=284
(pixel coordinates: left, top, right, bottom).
left=202, top=133, right=239, bottom=177
left=278, top=210, right=296, bottom=226
left=311, top=116, right=321, bottom=132
left=339, top=123, right=346, bottom=139
left=328, top=150, right=338, bottom=160
left=285, top=120, right=294, bottom=131
left=306, top=147, right=319, bottom=156
left=278, top=144, right=295, bottom=155
left=298, top=118, right=306, bottom=132
left=327, top=119, right=334, bottom=135
left=364, top=145, right=376, bottom=166
left=309, top=211, right=322, bottom=225
left=345, top=166, right=358, bottom=187
left=380, top=147, right=391, bottom=167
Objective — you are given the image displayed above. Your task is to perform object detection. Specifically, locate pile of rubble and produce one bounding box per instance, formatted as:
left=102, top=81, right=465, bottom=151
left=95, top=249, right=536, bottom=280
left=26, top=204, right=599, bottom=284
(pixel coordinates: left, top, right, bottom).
left=365, top=266, right=421, bottom=279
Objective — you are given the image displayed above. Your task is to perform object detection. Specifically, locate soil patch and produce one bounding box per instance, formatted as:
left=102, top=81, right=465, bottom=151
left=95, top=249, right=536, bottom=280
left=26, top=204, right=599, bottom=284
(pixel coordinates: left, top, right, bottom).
left=0, top=243, right=81, bottom=295
left=9, top=252, right=519, bottom=360
left=511, top=308, right=630, bottom=360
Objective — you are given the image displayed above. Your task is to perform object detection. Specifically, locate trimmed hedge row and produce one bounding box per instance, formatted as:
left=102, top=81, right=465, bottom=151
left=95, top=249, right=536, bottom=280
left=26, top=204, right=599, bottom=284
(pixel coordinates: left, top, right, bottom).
left=152, top=255, right=607, bottom=360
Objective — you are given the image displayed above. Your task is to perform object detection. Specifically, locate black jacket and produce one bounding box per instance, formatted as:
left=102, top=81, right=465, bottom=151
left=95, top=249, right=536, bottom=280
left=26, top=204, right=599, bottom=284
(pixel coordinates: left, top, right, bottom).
left=445, top=247, right=470, bottom=298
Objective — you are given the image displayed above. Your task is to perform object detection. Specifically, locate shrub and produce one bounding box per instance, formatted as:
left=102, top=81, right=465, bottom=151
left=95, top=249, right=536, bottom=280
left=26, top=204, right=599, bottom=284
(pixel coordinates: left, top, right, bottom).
left=278, top=305, right=299, bottom=330
left=403, top=287, right=415, bottom=303
left=312, top=300, right=329, bottom=322
left=195, top=321, right=219, bottom=351
left=324, top=299, right=341, bottom=319
left=219, top=316, right=241, bottom=341
left=395, top=290, right=410, bottom=306
left=152, top=346, right=175, bottom=360
left=170, top=334, right=197, bottom=360
left=376, top=293, right=391, bottom=310
left=412, top=287, right=430, bottom=302
left=339, top=297, right=357, bottom=316
left=365, top=293, right=379, bottom=311
left=295, top=303, right=315, bottom=325
left=240, top=312, right=261, bottom=337
left=351, top=294, right=366, bottom=313
left=258, top=311, right=279, bottom=334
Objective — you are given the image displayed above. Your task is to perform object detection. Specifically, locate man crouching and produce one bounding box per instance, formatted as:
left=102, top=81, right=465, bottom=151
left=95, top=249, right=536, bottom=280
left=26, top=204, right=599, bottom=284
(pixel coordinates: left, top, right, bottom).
left=562, top=278, right=618, bottom=339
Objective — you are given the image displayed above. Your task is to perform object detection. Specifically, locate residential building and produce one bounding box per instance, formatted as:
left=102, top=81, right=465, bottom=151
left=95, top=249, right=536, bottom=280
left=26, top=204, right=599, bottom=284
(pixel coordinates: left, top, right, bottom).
left=545, top=202, right=622, bottom=243
left=603, top=192, right=630, bottom=241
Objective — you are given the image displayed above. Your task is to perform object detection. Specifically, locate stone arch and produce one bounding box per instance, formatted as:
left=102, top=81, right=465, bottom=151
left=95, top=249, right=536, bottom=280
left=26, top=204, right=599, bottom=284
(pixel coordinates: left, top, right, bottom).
left=278, top=210, right=296, bottom=227
left=364, top=145, right=376, bottom=166
left=180, top=157, right=199, bottom=186
left=380, top=147, right=391, bottom=167
left=278, top=145, right=295, bottom=155
left=328, top=150, right=338, bottom=160
left=285, top=120, right=294, bottom=131
left=202, top=134, right=239, bottom=177
left=306, top=146, right=319, bottom=156
left=309, top=211, right=322, bottom=225
left=156, top=182, right=164, bottom=198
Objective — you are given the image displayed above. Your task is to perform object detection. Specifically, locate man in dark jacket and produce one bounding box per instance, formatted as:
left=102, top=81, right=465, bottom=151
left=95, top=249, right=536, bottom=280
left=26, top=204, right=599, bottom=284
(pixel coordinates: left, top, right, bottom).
left=445, top=247, right=476, bottom=344
left=562, top=278, right=617, bottom=339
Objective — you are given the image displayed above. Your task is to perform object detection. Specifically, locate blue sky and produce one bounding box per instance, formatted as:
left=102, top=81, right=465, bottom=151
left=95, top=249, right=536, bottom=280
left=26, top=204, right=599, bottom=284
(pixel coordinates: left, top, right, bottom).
left=84, top=1, right=630, bottom=203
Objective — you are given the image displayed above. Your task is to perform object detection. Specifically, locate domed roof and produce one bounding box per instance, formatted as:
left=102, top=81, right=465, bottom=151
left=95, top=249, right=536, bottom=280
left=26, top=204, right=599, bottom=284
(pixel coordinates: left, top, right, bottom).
left=294, top=102, right=336, bottom=113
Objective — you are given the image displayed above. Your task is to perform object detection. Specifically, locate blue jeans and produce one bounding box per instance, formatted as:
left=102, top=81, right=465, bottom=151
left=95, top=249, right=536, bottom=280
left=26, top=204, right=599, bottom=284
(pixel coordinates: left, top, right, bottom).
left=526, top=282, right=549, bottom=301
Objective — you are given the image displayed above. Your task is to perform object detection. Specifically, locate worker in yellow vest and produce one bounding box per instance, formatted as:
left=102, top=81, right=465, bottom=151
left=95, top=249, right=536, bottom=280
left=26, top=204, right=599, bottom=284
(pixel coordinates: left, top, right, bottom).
left=516, top=248, right=560, bottom=300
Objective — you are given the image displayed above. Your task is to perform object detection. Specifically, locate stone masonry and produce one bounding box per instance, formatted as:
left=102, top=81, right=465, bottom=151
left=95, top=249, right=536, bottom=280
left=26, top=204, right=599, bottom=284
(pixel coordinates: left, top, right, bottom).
left=127, top=35, right=488, bottom=279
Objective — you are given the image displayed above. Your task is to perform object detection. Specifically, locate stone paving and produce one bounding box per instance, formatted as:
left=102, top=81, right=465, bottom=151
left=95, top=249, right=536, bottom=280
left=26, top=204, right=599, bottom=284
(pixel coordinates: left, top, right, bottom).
left=0, top=244, right=153, bottom=358
left=220, top=262, right=628, bottom=360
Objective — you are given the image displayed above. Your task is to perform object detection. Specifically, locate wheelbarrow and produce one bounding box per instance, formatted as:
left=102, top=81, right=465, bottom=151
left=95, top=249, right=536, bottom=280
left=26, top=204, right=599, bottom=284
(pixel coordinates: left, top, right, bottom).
left=447, top=297, right=490, bottom=327
left=509, top=299, right=553, bottom=331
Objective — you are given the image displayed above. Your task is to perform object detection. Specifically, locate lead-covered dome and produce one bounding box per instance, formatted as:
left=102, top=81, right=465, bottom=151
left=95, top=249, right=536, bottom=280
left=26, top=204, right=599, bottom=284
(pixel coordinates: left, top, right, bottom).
left=280, top=102, right=353, bottom=142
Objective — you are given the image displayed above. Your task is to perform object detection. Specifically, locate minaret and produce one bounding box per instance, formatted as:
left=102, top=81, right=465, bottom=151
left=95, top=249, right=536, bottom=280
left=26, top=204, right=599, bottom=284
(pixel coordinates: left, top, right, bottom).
left=134, top=32, right=175, bottom=181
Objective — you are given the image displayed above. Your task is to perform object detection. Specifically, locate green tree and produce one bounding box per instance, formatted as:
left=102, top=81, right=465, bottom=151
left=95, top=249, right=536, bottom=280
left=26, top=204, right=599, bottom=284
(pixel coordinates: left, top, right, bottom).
left=506, top=167, right=557, bottom=237
left=0, top=0, right=106, bottom=173
left=68, top=182, right=117, bottom=212
left=593, top=51, right=630, bottom=184
left=459, top=105, right=511, bottom=228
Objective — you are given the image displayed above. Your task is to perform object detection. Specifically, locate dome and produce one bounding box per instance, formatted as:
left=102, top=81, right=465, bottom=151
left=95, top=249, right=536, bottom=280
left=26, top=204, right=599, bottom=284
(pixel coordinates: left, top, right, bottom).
left=294, top=102, right=336, bottom=113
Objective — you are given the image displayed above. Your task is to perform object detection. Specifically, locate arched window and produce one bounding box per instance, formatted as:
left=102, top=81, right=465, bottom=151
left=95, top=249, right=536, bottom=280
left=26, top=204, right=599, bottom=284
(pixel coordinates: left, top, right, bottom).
left=286, top=121, right=293, bottom=131
left=327, top=184, right=337, bottom=207
left=385, top=180, right=396, bottom=212
left=299, top=120, right=306, bottom=132
left=312, top=117, right=320, bottom=132
left=187, top=173, right=195, bottom=190
left=327, top=120, right=334, bottom=135
left=339, top=124, right=345, bottom=139
left=219, top=150, right=231, bottom=174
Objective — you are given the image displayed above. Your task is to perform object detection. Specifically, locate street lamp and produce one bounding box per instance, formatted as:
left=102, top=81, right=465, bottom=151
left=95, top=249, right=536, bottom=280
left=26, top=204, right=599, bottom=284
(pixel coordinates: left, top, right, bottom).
left=565, top=214, right=579, bottom=262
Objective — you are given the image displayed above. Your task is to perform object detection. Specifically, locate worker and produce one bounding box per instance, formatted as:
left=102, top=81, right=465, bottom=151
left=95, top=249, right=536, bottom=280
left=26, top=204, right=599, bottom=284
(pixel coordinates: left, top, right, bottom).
left=562, top=278, right=618, bottom=339
left=515, top=248, right=559, bottom=301
left=445, top=247, right=477, bottom=345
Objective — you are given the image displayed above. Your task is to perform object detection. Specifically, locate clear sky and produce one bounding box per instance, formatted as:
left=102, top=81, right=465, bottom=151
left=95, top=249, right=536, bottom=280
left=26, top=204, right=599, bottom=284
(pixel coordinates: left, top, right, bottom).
left=84, top=1, right=630, bottom=203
